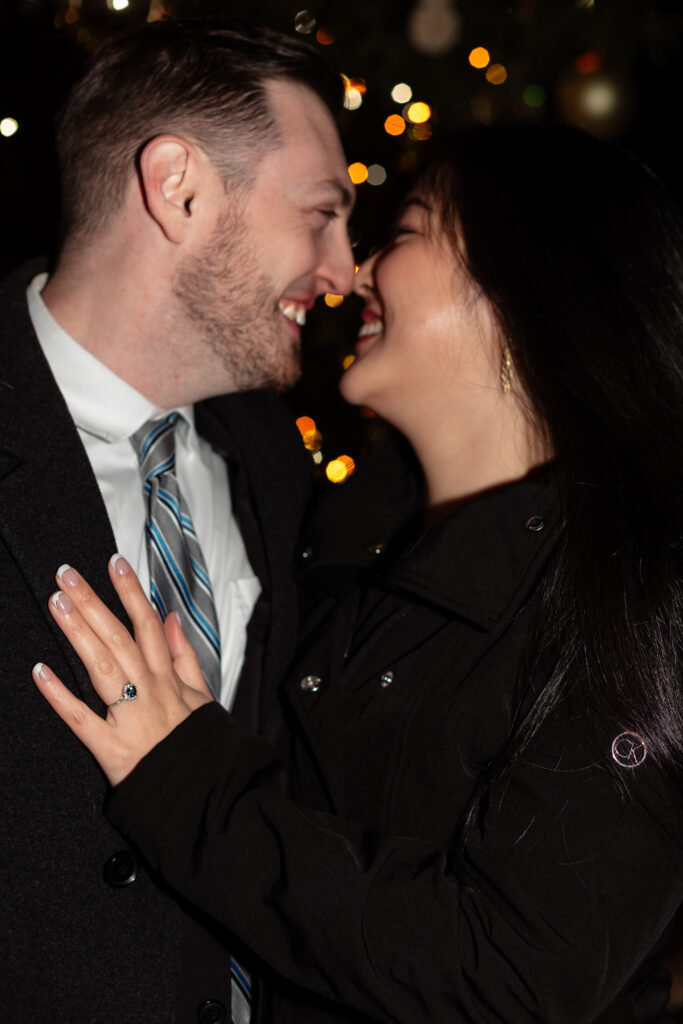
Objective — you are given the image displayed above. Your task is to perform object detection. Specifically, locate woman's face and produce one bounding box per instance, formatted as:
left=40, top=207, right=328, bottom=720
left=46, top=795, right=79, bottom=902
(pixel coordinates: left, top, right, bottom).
left=340, top=195, right=503, bottom=435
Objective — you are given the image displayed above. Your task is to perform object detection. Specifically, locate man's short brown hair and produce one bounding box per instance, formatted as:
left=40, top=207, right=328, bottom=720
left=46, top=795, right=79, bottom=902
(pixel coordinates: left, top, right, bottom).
left=56, top=18, right=344, bottom=240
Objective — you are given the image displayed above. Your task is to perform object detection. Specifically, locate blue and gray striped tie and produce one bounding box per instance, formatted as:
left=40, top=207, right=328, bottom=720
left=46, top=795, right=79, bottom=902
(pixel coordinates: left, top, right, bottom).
left=131, top=413, right=221, bottom=698
left=132, top=413, right=252, bottom=1022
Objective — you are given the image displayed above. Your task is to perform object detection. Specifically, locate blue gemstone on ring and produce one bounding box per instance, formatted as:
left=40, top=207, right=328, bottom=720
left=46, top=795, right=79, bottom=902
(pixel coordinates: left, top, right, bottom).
left=122, top=683, right=137, bottom=700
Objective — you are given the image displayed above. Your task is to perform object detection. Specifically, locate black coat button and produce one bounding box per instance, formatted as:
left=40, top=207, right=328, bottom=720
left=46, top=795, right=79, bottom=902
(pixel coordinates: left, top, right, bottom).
left=197, top=999, right=227, bottom=1024
left=103, top=850, right=139, bottom=888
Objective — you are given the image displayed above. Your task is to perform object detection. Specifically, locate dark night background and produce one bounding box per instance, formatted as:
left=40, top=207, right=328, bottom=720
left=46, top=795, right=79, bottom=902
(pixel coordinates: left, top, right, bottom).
left=1, top=0, right=681, bottom=469
left=1, top=0, right=683, bottom=1009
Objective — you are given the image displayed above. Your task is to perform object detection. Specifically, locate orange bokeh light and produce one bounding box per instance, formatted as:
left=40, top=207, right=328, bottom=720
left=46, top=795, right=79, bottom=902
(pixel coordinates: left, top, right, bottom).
left=384, top=114, right=406, bottom=136
left=296, top=416, right=316, bottom=437
left=348, top=162, right=369, bottom=184
left=469, top=47, right=490, bottom=69
left=574, top=51, right=603, bottom=74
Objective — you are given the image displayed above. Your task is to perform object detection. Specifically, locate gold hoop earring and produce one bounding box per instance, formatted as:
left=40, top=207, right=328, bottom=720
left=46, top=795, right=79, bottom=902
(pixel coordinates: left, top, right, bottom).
left=501, top=341, right=513, bottom=393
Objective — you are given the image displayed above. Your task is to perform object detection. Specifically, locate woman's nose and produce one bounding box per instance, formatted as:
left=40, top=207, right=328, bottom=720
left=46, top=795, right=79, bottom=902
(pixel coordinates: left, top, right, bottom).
left=353, top=251, right=380, bottom=298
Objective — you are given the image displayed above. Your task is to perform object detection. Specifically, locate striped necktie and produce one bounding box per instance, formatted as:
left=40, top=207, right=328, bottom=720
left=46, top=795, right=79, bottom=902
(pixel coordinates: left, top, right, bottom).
left=131, top=413, right=221, bottom=699
left=132, top=414, right=251, bottom=1021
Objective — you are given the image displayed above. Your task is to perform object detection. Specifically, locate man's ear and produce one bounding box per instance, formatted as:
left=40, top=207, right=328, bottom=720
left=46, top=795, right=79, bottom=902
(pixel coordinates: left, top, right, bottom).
left=138, top=134, right=203, bottom=244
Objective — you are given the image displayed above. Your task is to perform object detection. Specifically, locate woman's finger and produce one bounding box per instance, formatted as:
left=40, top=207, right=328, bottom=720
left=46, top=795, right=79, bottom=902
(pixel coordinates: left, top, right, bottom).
left=31, top=661, right=127, bottom=782
left=107, top=554, right=173, bottom=673
left=49, top=580, right=133, bottom=707
left=32, top=660, right=171, bottom=786
left=163, top=611, right=212, bottom=697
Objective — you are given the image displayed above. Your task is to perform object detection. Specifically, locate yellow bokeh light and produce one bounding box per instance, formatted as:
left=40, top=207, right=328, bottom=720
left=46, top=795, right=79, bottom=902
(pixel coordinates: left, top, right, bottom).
left=384, top=114, right=406, bottom=136
left=469, top=46, right=490, bottom=69
left=326, top=456, right=356, bottom=484
left=0, top=117, right=19, bottom=138
left=348, top=162, right=368, bottom=185
left=485, top=63, right=507, bottom=85
left=391, top=82, right=413, bottom=104
left=295, top=416, right=316, bottom=437
left=65, top=7, right=79, bottom=22
left=342, top=354, right=356, bottom=370
left=303, top=430, right=323, bottom=452
left=325, top=293, right=344, bottom=307
left=406, top=101, right=431, bottom=123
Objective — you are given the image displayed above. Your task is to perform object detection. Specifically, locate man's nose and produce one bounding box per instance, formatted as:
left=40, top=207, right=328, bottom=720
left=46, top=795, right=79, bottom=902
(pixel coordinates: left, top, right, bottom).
left=317, top=230, right=357, bottom=297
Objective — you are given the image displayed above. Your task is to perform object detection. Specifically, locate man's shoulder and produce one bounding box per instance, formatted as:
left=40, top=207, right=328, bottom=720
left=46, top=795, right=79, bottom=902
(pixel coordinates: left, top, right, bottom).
left=0, top=258, right=45, bottom=350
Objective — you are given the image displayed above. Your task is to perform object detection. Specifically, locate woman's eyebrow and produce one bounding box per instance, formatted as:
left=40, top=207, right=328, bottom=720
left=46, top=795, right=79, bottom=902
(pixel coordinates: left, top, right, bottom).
left=398, top=196, right=432, bottom=214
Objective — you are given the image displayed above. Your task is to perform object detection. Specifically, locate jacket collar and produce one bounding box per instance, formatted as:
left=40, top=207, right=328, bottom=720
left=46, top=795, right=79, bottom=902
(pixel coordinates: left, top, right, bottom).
left=383, top=466, right=566, bottom=631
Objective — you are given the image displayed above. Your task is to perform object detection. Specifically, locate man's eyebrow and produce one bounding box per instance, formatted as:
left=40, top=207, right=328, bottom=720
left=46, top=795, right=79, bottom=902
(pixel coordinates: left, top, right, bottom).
left=318, top=180, right=355, bottom=210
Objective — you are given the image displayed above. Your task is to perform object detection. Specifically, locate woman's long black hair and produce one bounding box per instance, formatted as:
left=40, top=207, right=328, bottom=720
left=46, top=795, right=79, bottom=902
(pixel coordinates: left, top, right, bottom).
left=420, top=124, right=683, bottom=771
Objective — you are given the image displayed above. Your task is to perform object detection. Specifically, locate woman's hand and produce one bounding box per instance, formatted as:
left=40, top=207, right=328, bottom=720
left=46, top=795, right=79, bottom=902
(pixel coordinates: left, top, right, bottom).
left=32, top=555, right=212, bottom=786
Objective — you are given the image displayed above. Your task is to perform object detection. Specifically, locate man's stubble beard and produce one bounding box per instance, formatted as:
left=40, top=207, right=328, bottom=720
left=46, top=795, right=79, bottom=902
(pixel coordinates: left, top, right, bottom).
left=173, top=207, right=301, bottom=393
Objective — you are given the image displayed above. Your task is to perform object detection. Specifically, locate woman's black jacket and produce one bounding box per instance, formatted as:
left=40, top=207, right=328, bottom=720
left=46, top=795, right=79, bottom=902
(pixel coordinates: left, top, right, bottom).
left=108, top=462, right=683, bottom=1024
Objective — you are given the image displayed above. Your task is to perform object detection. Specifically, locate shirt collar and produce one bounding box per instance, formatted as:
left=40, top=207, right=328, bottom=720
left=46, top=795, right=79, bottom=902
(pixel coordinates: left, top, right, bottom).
left=382, top=465, right=566, bottom=630
left=26, top=273, right=193, bottom=443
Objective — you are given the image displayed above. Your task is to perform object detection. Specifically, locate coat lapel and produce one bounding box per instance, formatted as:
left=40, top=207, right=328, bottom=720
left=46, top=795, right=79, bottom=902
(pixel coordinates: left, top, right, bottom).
left=0, top=272, right=126, bottom=709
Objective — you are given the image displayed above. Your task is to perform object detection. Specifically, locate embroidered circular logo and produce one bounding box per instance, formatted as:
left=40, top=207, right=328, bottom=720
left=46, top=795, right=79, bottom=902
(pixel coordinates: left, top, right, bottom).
left=611, top=732, right=647, bottom=768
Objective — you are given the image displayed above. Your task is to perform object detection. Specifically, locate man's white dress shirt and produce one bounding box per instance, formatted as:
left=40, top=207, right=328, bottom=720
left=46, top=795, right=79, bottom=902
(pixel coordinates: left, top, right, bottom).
left=27, top=273, right=261, bottom=711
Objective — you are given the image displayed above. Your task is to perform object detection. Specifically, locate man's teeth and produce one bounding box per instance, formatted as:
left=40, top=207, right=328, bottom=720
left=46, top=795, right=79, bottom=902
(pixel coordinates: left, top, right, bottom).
left=279, top=301, right=307, bottom=327
left=358, top=321, right=383, bottom=337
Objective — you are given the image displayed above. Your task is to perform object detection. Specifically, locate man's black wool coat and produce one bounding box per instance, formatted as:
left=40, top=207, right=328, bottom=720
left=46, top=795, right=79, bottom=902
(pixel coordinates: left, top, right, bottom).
left=0, top=264, right=312, bottom=1024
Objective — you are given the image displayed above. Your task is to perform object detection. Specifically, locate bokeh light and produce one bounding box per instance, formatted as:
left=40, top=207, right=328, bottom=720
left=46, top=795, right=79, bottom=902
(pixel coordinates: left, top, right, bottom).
left=410, top=123, right=432, bottom=141
left=523, top=84, right=546, bottom=107
left=316, top=26, right=334, bottom=45
left=342, top=354, right=356, bottom=370
left=485, top=64, right=507, bottom=85
left=406, top=101, right=431, bottom=123
left=296, top=416, right=316, bottom=437
left=303, top=430, right=323, bottom=452
left=391, top=82, right=413, bottom=103
left=384, top=114, right=406, bottom=136
left=294, top=10, right=316, bottom=34
left=326, top=456, right=356, bottom=484
left=0, top=117, right=18, bottom=138
left=348, top=162, right=369, bottom=184
left=367, top=164, right=387, bottom=186
left=580, top=77, right=620, bottom=116
left=469, top=47, right=490, bottom=69
left=325, top=293, right=345, bottom=307
left=344, top=88, right=363, bottom=110
left=574, top=51, right=602, bottom=74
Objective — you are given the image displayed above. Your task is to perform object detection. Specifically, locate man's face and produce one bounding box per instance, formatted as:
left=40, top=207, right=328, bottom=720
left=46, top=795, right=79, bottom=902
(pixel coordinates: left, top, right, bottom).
left=174, top=79, right=356, bottom=394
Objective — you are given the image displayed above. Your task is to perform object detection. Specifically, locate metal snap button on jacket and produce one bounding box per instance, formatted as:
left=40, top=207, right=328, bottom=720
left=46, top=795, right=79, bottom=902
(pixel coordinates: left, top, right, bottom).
left=525, top=515, right=545, bottom=532
left=102, top=850, right=138, bottom=888
left=197, top=998, right=227, bottom=1024
left=300, top=674, right=322, bottom=693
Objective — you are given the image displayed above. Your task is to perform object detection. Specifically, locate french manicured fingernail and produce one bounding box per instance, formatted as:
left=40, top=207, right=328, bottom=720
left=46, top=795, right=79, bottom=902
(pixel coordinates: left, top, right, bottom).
left=56, top=564, right=79, bottom=587
left=51, top=590, right=73, bottom=615
left=110, top=553, right=132, bottom=575
left=33, top=662, right=53, bottom=682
